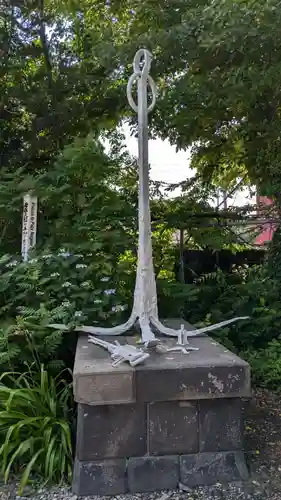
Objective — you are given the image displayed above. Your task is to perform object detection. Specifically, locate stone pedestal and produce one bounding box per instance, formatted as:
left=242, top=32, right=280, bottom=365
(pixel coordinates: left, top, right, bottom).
left=72, top=325, right=251, bottom=496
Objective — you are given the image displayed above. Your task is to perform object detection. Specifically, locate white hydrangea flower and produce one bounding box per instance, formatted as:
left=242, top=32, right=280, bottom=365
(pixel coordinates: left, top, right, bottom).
left=59, top=252, right=71, bottom=258
left=62, top=281, right=72, bottom=288
left=81, top=281, right=91, bottom=287
left=74, top=311, right=83, bottom=317
left=50, top=272, right=60, bottom=277
left=28, top=258, right=38, bottom=264
left=6, top=260, right=18, bottom=268
left=76, top=264, right=87, bottom=269
left=101, top=277, right=110, bottom=282
left=104, top=289, right=116, bottom=295
left=111, top=305, right=126, bottom=312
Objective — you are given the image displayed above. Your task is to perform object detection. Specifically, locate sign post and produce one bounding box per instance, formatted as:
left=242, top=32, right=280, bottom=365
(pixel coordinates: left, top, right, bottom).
left=21, top=193, right=38, bottom=262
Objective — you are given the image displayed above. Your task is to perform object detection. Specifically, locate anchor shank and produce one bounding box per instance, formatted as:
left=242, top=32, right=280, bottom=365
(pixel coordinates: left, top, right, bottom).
left=135, top=60, right=157, bottom=323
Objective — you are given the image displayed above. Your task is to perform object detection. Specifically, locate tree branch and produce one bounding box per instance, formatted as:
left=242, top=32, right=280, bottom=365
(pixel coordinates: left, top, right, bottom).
left=38, top=0, right=53, bottom=89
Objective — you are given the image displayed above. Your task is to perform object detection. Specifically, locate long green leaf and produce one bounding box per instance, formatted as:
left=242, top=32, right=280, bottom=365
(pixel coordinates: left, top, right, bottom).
left=4, top=437, right=35, bottom=483
left=47, top=447, right=57, bottom=481
left=59, top=421, right=72, bottom=455
left=1, top=424, right=17, bottom=471
left=19, top=448, right=44, bottom=495
left=45, top=435, right=56, bottom=478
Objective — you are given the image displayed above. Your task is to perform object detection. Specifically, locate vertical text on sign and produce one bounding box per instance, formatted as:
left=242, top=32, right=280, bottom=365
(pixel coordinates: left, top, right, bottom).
left=21, top=194, right=38, bottom=261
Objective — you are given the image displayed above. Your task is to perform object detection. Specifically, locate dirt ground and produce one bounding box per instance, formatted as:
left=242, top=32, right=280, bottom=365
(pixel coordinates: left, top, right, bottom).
left=242, top=389, right=281, bottom=498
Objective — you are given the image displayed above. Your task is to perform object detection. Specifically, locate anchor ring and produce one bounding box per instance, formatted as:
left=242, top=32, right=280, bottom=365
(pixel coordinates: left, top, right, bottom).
left=127, top=70, right=157, bottom=113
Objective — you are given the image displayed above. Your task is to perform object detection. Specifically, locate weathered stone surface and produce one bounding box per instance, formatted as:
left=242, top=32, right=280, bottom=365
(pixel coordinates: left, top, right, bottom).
left=73, top=321, right=250, bottom=496
left=73, top=335, right=134, bottom=405
left=72, top=458, right=127, bottom=496
left=76, top=403, right=146, bottom=460
left=199, top=398, right=243, bottom=452
left=148, top=401, right=198, bottom=455
left=180, top=451, right=249, bottom=487
left=74, top=333, right=250, bottom=405
left=128, top=456, right=179, bottom=492
left=135, top=337, right=250, bottom=402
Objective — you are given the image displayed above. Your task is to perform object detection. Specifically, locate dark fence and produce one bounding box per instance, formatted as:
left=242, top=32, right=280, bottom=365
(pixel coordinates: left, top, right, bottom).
left=175, top=249, right=266, bottom=284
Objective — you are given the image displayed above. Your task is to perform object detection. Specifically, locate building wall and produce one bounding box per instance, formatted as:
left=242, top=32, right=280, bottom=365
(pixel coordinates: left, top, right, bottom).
left=255, top=195, right=276, bottom=245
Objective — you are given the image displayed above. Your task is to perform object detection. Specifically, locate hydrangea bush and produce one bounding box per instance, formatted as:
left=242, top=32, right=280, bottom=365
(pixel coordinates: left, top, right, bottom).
left=0, top=248, right=135, bottom=373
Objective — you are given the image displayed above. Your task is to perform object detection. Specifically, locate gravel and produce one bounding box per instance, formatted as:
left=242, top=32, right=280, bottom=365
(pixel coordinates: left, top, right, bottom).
left=2, top=390, right=281, bottom=500
left=4, top=482, right=278, bottom=500
left=0, top=480, right=279, bottom=500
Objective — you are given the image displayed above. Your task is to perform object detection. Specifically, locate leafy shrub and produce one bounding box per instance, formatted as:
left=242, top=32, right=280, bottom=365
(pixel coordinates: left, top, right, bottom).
left=177, top=265, right=281, bottom=351
left=0, top=365, right=73, bottom=494
left=0, top=250, right=134, bottom=373
left=0, top=251, right=131, bottom=326
left=164, top=263, right=281, bottom=388
left=0, top=318, right=65, bottom=374
left=158, top=264, right=281, bottom=388
left=157, top=279, right=200, bottom=320
left=243, top=338, right=281, bottom=389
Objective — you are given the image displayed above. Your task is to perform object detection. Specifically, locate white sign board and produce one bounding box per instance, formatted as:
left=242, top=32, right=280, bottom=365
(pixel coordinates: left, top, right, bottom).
left=21, top=193, right=38, bottom=261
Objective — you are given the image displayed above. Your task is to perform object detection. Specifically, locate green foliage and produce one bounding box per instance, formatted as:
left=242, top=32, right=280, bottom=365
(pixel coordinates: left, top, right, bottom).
left=160, top=264, right=281, bottom=388
left=1, top=0, right=122, bottom=174
left=0, top=365, right=73, bottom=494
left=35, top=134, right=138, bottom=252
left=180, top=265, right=281, bottom=351
left=0, top=249, right=134, bottom=373
left=52, top=0, right=281, bottom=200
left=6, top=0, right=281, bottom=489
left=3, top=1, right=281, bottom=472
left=126, top=0, right=281, bottom=200
left=6, top=0, right=281, bottom=201
left=0, top=320, right=65, bottom=374
left=157, top=279, right=198, bottom=321
left=0, top=251, right=131, bottom=324
left=243, top=339, right=281, bottom=390
left=0, top=133, right=137, bottom=255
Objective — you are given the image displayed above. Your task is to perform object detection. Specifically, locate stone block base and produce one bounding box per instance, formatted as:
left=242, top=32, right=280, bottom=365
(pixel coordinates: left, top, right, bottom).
left=180, top=451, right=249, bottom=487
left=73, top=458, right=126, bottom=496
left=73, top=328, right=251, bottom=496
left=73, top=451, right=248, bottom=496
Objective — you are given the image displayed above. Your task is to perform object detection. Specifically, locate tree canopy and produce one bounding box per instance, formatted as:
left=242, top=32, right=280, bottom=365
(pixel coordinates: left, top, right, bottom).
left=4, top=0, right=281, bottom=191
left=1, top=0, right=280, bottom=256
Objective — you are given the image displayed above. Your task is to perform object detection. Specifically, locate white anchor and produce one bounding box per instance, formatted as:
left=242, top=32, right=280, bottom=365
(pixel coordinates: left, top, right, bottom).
left=48, top=49, right=249, bottom=358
